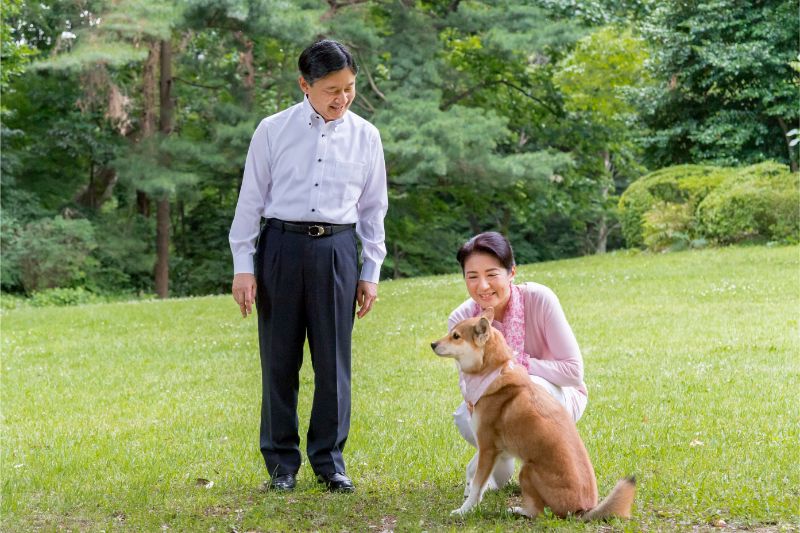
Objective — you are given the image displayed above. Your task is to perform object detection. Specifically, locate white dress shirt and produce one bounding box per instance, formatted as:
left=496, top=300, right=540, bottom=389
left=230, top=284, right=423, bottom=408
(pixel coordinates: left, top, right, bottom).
left=229, top=96, right=388, bottom=283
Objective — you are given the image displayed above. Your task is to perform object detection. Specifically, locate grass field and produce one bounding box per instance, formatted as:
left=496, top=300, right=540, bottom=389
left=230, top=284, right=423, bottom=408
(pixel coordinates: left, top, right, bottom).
left=2, top=245, right=798, bottom=532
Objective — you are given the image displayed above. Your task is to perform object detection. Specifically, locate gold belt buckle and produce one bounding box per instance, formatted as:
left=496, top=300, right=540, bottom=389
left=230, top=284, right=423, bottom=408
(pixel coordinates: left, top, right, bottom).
left=308, top=225, right=326, bottom=237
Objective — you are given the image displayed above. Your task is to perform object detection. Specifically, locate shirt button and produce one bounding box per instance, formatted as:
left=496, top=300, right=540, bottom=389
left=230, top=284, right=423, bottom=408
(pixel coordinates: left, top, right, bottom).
left=315, top=183, right=319, bottom=187
left=322, top=134, right=325, bottom=137
left=311, top=208, right=316, bottom=212
left=317, top=158, right=322, bottom=162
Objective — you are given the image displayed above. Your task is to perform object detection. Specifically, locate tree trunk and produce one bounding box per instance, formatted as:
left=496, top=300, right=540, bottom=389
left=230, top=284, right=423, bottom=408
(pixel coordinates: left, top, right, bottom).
left=234, top=31, right=255, bottom=109
left=393, top=242, right=402, bottom=279
left=595, top=150, right=612, bottom=255
left=137, top=41, right=160, bottom=217
left=467, top=213, right=481, bottom=235
left=155, top=39, right=174, bottom=299
left=154, top=198, right=170, bottom=298
left=74, top=165, right=117, bottom=209
left=776, top=117, right=799, bottom=172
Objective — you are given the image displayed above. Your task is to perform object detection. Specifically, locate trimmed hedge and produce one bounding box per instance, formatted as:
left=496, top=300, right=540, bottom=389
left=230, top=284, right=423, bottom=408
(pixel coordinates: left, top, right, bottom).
left=620, top=162, right=798, bottom=249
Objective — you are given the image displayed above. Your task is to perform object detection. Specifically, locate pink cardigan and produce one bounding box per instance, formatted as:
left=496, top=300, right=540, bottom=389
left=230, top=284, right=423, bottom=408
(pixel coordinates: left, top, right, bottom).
left=448, top=282, right=588, bottom=398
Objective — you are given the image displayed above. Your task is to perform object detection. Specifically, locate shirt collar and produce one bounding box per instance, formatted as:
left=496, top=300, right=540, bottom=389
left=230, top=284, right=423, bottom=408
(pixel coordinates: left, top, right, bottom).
left=302, top=95, right=346, bottom=129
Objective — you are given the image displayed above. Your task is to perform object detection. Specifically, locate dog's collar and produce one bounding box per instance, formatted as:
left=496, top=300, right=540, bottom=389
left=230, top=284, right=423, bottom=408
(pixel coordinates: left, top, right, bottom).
left=461, top=361, right=515, bottom=410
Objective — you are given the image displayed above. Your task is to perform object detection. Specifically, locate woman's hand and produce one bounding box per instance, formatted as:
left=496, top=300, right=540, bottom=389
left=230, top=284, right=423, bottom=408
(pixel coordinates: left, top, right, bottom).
left=232, top=273, right=257, bottom=318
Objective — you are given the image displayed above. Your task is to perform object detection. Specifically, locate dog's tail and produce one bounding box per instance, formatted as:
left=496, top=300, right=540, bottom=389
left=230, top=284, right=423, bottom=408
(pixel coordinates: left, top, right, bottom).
left=580, top=476, right=636, bottom=521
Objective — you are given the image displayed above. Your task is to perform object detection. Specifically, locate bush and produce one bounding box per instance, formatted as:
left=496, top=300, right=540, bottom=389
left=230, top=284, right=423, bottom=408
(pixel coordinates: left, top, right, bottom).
left=642, top=202, right=694, bottom=252
left=697, top=162, right=799, bottom=244
left=90, top=212, right=154, bottom=294
left=10, top=216, right=98, bottom=293
left=618, top=165, right=731, bottom=248
left=0, top=212, right=23, bottom=291
left=620, top=162, right=798, bottom=250
left=28, top=287, right=102, bottom=307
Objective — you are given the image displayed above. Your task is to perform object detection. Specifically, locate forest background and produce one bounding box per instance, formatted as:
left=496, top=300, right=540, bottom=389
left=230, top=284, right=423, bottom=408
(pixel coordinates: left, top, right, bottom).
left=1, top=0, right=798, bottom=301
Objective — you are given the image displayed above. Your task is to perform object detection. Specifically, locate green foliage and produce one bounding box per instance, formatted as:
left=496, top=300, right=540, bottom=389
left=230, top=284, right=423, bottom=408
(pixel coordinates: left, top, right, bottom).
left=620, top=162, right=799, bottom=249
left=4, top=0, right=797, bottom=297
left=555, top=26, right=648, bottom=121
left=618, top=165, right=731, bottom=247
left=641, top=201, right=694, bottom=252
left=171, top=195, right=236, bottom=296
left=0, top=0, right=36, bottom=103
left=638, top=0, right=798, bottom=168
left=90, top=210, right=155, bottom=293
left=5, top=216, right=98, bottom=293
left=28, top=286, right=103, bottom=307
left=697, top=163, right=799, bottom=244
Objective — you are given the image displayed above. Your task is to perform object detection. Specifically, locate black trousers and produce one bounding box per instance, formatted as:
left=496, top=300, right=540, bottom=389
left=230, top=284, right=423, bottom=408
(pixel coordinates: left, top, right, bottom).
left=255, top=222, right=358, bottom=477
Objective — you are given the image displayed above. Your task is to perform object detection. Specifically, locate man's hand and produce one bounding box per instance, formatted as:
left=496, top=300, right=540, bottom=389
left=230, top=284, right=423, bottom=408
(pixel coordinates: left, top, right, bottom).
left=232, top=273, right=257, bottom=318
left=356, top=280, right=378, bottom=319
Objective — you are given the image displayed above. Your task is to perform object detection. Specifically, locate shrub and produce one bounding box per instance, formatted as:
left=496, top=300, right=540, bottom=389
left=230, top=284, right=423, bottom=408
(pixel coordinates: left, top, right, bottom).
left=90, top=212, right=154, bottom=294
left=0, top=212, right=23, bottom=291
left=29, top=287, right=102, bottom=307
left=642, top=202, right=694, bottom=252
left=12, top=216, right=98, bottom=293
left=618, top=165, right=731, bottom=248
left=697, top=162, right=799, bottom=244
left=620, top=161, right=798, bottom=250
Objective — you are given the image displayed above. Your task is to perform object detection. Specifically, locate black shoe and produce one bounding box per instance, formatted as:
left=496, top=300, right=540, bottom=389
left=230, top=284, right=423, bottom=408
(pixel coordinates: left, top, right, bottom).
left=268, top=473, right=296, bottom=492
left=317, top=472, right=355, bottom=493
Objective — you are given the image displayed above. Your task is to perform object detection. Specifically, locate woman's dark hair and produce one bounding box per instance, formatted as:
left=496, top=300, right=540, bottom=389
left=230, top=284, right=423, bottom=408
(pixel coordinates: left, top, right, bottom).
left=298, top=39, right=358, bottom=85
left=456, top=232, right=516, bottom=274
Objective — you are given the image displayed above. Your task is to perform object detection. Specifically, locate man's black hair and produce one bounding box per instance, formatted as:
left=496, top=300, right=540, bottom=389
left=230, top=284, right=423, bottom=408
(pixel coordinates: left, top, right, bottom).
left=298, top=39, right=359, bottom=85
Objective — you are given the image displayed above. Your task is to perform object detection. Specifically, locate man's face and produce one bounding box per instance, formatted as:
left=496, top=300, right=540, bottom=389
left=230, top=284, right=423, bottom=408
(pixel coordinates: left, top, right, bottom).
left=299, top=68, right=356, bottom=122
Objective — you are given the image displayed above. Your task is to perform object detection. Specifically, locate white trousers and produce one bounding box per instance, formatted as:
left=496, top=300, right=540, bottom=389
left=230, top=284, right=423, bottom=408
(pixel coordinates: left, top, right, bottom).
left=452, top=375, right=587, bottom=495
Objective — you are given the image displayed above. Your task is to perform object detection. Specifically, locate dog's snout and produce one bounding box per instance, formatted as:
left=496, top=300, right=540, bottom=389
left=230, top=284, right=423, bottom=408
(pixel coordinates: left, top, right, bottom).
left=430, top=341, right=438, bottom=350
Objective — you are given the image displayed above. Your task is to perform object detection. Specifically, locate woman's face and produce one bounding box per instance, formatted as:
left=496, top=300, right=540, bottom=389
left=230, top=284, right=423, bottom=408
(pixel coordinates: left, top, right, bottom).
left=463, top=252, right=515, bottom=313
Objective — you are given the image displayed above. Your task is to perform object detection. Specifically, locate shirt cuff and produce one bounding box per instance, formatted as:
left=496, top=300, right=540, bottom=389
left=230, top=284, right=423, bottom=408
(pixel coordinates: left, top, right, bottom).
left=359, top=259, right=381, bottom=284
left=233, top=253, right=255, bottom=275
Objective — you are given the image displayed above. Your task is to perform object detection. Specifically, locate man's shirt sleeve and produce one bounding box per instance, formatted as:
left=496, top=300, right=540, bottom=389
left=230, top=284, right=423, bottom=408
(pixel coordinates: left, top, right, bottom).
left=229, top=120, right=271, bottom=275
left=355, top=129, right=388, bottom=284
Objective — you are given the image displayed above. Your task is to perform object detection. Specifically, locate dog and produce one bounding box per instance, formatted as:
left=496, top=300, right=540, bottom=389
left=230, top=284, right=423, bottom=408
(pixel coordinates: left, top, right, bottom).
left=430, top=308, right=635, bottom=520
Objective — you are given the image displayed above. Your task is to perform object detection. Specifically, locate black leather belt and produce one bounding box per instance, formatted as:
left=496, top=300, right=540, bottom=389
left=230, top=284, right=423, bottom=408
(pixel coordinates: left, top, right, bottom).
left=267, top=218, right=355, bottom=237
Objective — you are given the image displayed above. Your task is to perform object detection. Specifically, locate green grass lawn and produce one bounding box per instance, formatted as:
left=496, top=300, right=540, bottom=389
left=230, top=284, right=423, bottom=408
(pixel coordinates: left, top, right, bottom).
left=2, top=245, right=799, bottom=532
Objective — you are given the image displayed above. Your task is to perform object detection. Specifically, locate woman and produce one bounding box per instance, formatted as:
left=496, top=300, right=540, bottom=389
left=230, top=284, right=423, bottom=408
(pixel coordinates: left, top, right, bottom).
left=449, top=232, right=588, bottom=494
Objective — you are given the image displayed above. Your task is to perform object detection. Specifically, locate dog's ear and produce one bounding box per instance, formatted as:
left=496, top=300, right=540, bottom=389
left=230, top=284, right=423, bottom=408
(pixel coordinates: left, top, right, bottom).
left=481, top=307, right=495, bottom=322
left=474, top=317, right=491, bottom=346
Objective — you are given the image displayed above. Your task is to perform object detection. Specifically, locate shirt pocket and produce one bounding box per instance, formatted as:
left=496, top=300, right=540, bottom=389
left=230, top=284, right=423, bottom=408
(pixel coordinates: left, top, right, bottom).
left=331, top=160, right=366, bottom=201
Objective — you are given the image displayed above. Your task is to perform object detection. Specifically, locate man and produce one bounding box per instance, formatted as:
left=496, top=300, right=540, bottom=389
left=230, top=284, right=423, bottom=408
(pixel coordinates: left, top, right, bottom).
left=229, top=39, right=388, bottom=493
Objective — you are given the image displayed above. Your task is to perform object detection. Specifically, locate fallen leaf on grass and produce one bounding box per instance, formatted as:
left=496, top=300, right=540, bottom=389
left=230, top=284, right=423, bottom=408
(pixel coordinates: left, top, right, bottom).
left=195, top=478, right=214, bottom=489
left=689, top=439, right=704, bottom=447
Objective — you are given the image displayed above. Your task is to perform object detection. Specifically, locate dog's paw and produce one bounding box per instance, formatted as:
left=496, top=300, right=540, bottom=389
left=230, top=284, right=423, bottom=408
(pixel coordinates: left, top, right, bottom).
left=508, top=506, right=534, bottom=518
left=451, top=503, right=473, bottom=517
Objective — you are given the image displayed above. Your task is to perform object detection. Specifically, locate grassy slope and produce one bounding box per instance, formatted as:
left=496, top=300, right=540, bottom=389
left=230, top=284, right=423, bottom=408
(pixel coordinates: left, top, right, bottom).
left=1, top=246, right=798, bottom=531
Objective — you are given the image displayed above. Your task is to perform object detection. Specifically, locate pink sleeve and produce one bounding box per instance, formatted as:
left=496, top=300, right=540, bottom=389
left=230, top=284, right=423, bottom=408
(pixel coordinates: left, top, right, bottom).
left=524, top=284, right=585, bottom=388
left=448, top=298, right=475, bottom=331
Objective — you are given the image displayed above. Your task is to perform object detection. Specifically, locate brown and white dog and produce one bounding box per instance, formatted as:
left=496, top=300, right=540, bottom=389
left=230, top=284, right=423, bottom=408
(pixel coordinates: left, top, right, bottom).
left=430, top=308, right=635, bottom=520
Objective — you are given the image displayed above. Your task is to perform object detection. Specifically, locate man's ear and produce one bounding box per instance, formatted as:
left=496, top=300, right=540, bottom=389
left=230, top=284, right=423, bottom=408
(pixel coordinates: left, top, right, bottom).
left=481, top=307, right=495, bottom=323
left=298, top=75, right=309, bottom=95
left=474, top=317, right=491, bottom=346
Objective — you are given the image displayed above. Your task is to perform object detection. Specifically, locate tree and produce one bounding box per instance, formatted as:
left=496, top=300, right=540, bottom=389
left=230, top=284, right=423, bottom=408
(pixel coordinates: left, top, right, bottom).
left=554, top=25, right=650, bottom=252
left=638, top=0, right=799, bottom=170
left=33, top=0, right=195, bottom=297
